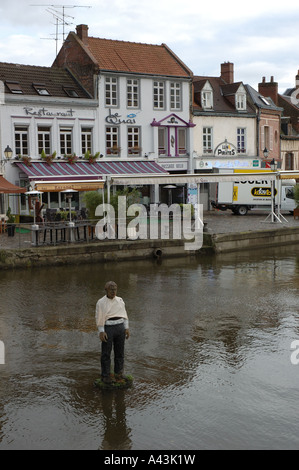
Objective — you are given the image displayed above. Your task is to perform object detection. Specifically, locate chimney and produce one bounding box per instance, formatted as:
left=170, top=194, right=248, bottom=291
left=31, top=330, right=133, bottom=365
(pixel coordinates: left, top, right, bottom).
left=258, top=76, right=278, bottom=105
left=221, top=62, right=234, bottom=84
left=296, top=70, right=299, bottom=89
left=76, top=24, right=89, bottom=45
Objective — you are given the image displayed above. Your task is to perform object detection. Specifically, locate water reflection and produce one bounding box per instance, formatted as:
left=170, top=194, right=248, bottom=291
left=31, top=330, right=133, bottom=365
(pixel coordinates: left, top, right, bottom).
left=0, top=244, right=299, bottom=449
left=100, top=390, right=132, bottom=450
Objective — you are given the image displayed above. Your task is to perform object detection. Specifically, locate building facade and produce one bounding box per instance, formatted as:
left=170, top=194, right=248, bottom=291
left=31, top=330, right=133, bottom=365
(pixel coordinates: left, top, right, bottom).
left=53, top=25, right=195, bottom=204
left=192, top=63, right=259, bottom=170
left=192, top=63, right=261, bottom=209
left=0, top=62, right=100, bottom=214
left=258, top=74, right=299, bottom=171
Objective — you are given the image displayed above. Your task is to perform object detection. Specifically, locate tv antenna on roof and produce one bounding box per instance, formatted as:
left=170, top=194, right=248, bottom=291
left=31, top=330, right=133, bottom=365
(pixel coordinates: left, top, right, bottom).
left=31, top=4, right=92, bottom=56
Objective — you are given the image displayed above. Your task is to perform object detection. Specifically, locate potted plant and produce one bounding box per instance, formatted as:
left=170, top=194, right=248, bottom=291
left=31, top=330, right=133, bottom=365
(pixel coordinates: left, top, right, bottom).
left=84, top=150, right=100, bottom=163
left=21, top=155, right=32, bottom=167
left=129, top=146, right=142, bottom=155
left=6, top=207, right=15, bottom=237
left=107, top=146, right=121, bottom=155
left=41, top=150, right=57, bottom=165
left=66, top=153, right=78, bottom=164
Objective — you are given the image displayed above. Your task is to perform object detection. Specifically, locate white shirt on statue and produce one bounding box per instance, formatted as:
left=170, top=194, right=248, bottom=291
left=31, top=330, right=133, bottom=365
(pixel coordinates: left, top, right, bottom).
left=95, top=295, right=129, bottom=333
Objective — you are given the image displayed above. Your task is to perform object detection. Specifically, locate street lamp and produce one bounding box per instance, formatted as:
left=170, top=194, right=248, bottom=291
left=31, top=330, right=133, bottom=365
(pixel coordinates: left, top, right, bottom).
left=1, top=145, right=13, bottom=175
left=4, top=145, right=13, bottom=160
left=263, top=147, right=269, bottom=159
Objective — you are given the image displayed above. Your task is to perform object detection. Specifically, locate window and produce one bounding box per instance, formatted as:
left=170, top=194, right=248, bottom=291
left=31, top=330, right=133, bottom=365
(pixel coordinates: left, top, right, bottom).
left=106, top=127, right=120, bottom=155
left=286, top=188, right=294, bottom=199
left=60, top=127, right=73, bottom=155
left=236, top=92, right=246, bottom=110
left=128, top=127, right=141, bottom=156
left=127, top=79, right=139, bottom=108
left=203, top=127, right=213, bottom=154
left=64, top=87, right=79, bottom=98
left=33, top=83, right=50, bottom=96
left=237, top=128, right=246, bottom=153
left=15, top=126, right=29, bottom=156
left=285, top=153, right=294, bottom=170
left=201, top=81, right=213, bottom=109
left=81, top=127, right=93, bottom=154
left=260, top=96, right=270, bottom=106
left=105, top=77, right=118, bottom=107
left=202, top=92, right=213, bottom=109
left=170, top=82, right=181, bottom=110
left=158, top=128, right=166, bottom=155
left=38, top=126, right=51, bottom=155
left=178, top=128, right=186, bottom=155
left=5, top=81, right=23, bottom=94
left=264, top=126, right=270, bottom=150
left=154, top=81, right=165, bottom=109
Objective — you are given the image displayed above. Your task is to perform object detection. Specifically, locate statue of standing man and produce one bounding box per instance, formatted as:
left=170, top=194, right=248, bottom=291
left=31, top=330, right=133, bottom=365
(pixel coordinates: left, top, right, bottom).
left=95, top=281, right=130, bottom=384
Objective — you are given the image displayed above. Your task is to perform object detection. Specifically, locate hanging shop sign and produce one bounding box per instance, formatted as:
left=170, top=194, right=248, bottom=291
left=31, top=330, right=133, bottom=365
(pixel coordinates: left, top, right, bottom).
left=214, top=140, right=237, bottom=157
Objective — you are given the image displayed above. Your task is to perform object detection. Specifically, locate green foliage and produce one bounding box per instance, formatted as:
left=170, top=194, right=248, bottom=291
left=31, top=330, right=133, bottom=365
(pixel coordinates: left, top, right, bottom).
left=83, top=188, right=142, bottom=220
left=6, top=207, right=15, bottom=224
left=94, top=375, right=133, bottom=390
left=83, top=191, right=103, bottom=220
left=294, top=185, right=299, bottom=207
left=40, top=149, right=47, bottom=160
left=56, top=210, right=77, bottom=221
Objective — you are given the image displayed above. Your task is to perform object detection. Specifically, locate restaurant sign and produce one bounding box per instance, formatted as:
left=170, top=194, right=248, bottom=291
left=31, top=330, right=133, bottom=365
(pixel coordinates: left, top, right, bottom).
left=214, top=140, right=237, bottom=157
left=35, top=181, right=104, bottom=192
left=24, top=107, right=75, bottom=118
left=105, top=109, right=137, bottom=125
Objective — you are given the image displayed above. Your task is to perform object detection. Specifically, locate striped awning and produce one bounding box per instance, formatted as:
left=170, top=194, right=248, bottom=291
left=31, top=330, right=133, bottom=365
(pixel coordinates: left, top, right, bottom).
left=15, top=160, right=168, bottom=181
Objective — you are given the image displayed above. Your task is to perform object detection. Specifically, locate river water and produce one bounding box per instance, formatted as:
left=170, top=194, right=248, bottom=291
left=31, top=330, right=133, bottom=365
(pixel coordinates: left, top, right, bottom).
left=0, top=245, right=299, bottom=450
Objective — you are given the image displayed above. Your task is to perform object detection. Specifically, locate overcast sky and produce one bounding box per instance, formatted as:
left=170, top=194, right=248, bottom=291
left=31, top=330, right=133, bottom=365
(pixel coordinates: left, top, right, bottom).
left=0, top=0, right=298, bottom=93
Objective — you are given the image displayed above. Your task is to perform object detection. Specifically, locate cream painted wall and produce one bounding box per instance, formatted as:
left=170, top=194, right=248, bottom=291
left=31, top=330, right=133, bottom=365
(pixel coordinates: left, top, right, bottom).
left=193, top=115, right=257, bottom=156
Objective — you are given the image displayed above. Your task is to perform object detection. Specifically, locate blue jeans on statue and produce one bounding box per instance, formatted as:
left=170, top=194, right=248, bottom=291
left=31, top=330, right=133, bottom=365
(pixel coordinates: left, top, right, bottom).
left=101, top=323, right=126, bottom=378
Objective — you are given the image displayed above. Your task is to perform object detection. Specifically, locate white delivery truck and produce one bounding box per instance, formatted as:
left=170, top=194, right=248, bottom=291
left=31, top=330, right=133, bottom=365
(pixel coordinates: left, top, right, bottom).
left=210, top=173, right=296, bottom=216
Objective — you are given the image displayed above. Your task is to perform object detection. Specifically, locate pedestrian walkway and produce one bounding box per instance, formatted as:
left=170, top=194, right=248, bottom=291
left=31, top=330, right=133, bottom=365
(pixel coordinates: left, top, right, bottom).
left=203, top=210, right=299, bottom=234
left=0, top=210, right=298, bottom=250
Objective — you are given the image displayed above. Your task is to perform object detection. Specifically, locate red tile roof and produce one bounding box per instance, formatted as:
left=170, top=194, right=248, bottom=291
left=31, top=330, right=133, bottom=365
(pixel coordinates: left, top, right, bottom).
left=85, top=37, right=192, bottom=78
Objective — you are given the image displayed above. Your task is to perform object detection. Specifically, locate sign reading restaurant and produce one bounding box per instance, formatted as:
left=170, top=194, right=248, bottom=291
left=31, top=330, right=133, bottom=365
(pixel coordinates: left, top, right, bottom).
left=24, top=107, right=75, bottom=117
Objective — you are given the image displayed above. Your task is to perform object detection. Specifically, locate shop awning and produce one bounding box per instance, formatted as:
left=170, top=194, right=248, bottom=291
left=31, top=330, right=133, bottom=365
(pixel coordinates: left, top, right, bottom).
left=111, top=172, right=277, bottom=185
left=15, top=160, right=168, bottom=182
left=0, top=175, right=26, bottom=193
left=279, top=171, right=299, bottom=180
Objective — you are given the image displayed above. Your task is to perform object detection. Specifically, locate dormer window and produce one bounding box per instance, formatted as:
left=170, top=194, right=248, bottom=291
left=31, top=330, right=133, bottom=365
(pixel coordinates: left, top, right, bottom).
left=33, top=83, right=50, bottom=96
left=236, top=84, right=246, bottom=111
left=6, top=81, right=23, bottom=94
left=201, top=81, right=213, bottom=109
